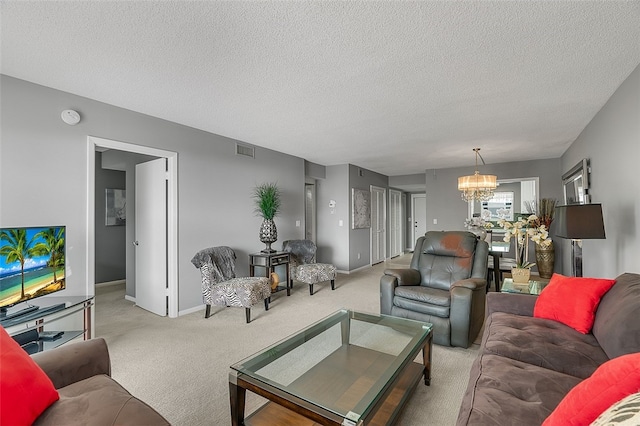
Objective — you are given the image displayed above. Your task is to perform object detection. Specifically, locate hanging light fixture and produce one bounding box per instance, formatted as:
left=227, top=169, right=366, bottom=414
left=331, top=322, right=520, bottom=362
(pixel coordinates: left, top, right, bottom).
left=458, top=148, right=497, bottom=202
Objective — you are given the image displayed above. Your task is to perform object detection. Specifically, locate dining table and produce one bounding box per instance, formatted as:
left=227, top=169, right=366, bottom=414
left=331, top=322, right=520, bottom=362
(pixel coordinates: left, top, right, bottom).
left=488, top=240, right=511, bottom=291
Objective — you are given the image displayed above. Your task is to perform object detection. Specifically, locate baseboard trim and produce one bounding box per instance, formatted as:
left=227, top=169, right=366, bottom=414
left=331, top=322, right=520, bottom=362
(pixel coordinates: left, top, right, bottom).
left=124, top=295, right=136, bottom=303
left=95, top=279, right=125, bottom=287
left=337, top=264, right=371, bottom=275
left=179, top=304, right=206, bottom=317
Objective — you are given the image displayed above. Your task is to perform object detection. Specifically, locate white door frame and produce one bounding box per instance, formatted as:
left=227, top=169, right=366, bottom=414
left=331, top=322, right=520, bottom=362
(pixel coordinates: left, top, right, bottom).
left=87, top=136, right=179, bottom=318
left=389, top=189, right=402, bottom=258
left=370, top=185, right=386, bottom=264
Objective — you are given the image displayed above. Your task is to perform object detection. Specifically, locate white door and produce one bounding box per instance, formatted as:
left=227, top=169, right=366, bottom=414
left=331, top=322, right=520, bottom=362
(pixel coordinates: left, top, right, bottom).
left=411, top=194, right=427, bottom=249
left=135, top=158, right=167, bottom=316
left=370, top=186, right=386, bottom=264
left=389, top=189, right=403, bottom=258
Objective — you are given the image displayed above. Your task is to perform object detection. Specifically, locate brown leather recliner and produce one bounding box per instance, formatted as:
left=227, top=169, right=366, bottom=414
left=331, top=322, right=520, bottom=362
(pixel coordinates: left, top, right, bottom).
left=380, top=231, right=488, bottom=348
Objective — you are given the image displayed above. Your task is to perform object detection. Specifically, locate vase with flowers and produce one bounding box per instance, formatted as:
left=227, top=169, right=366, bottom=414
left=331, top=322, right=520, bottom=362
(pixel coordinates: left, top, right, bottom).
left=498, top=214, right=552, bottom=283
left=464, top=216, right=493, bottom=241
left=531, top=198, right=557, bottom=278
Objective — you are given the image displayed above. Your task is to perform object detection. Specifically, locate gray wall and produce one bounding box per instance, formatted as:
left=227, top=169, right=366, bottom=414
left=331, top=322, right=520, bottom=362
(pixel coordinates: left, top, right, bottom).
left=316, top=165, right=349, bottom=270
left=315, top=164, right=390, bottom=271
left=425, top=158, right=565, bottom=273
left=305, top=160, right=326, bottom=180
left=94, top=152, right=126, bottom=283
left=389, top=173, right=425, bottom=189
left=349, top=165, right=389, bottom=270
left=560, top=64, right=640, bottom=277
left=0, top=75, right=305, bottom=313
left=425, top=159, right=564, bottom=233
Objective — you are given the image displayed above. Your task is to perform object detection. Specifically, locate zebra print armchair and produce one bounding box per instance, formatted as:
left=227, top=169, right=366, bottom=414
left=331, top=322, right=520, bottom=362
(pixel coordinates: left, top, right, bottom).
left=282, top=240, right=337, bottom=295
left=190, top=246, right=270, bottom=323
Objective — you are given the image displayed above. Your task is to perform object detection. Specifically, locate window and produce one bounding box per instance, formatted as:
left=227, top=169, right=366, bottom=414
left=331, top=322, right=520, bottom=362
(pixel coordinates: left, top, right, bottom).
left=481, top=191, right=514, bottom=221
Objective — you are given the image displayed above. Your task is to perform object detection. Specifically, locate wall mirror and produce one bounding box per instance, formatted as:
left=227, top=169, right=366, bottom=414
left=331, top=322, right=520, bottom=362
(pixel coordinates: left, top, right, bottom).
left=469, top=177, right=539, bottom=225
left=562, top=159, right=590, bottom=204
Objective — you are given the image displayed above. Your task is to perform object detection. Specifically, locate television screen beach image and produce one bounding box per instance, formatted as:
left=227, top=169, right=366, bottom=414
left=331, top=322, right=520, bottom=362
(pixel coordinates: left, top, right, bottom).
left=0, top=226, right=66, bottom=309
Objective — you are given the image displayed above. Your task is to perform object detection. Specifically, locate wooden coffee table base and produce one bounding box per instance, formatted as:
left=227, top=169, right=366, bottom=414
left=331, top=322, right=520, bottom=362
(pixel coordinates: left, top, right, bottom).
left=230, top=311, right=433, bottom=426
left=244, top=361, right=424, bottom=426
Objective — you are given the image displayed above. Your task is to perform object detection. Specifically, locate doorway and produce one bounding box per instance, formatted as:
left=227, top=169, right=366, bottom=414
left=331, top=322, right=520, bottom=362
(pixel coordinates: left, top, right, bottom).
left=87, top=136, right=178, bottom=318
left=411, top=194, right=427, bottom=250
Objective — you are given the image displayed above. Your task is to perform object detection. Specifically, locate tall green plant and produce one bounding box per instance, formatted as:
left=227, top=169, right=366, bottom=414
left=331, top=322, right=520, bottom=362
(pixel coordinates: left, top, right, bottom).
left=252, top=182, right=281, bottom=220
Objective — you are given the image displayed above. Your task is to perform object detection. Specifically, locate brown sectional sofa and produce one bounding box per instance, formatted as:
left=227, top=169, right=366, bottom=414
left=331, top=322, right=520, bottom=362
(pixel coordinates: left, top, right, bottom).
left=31, top=337, right=170, bottom=425
left=456, top=272, right=640, bottom=425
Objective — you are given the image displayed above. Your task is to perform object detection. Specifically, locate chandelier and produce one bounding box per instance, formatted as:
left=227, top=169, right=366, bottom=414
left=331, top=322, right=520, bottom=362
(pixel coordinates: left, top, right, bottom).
left=457, top=148, right=497, bottom=202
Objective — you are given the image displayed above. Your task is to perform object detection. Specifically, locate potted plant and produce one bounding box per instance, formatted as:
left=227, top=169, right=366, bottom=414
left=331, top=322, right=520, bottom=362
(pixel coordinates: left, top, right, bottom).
left=498, top=215, right=552, bottom=283
left=252, top=182, right=281, bottom=253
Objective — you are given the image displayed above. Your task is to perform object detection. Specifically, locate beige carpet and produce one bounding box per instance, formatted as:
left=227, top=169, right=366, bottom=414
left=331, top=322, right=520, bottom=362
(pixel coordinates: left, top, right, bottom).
left=95, top=254, right=479, bottom=425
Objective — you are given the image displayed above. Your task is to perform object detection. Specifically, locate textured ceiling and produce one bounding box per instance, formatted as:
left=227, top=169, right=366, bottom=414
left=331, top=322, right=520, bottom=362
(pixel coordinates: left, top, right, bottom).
left=1, top=1, right=639, bottom=176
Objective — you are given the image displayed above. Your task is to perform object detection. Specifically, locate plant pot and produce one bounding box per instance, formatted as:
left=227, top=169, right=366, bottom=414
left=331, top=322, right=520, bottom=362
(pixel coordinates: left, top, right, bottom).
left=511, top=267, right=531, bottom=284
left=259, top=218, right=278, bottom=253
left=535, top=241, right=555, bottom=279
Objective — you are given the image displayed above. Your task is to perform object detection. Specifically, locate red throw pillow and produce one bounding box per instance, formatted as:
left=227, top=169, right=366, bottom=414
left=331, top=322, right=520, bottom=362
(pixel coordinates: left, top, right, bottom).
left=0, top=326, right=59, bottom=425
left=543, top=353, right=640, bottom=426
left=533, top=273, right=616, bottom=334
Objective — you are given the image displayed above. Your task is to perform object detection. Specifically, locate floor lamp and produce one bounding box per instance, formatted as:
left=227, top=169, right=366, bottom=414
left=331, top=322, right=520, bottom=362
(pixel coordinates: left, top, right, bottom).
left=554, top=204, right=606, bottom=277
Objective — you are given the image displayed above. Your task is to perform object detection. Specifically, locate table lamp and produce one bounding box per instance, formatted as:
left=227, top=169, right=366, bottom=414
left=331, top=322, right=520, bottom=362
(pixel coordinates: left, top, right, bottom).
left=554, top=204, right=606, bottom=277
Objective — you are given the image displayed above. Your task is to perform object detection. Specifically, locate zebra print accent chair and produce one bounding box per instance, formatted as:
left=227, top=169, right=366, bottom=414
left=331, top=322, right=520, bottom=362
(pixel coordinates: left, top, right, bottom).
left=592, top=392, right=640, bottom=425
left=282, top=240, right=337, bottom=295
left=191, top=246, right=271, bottom=323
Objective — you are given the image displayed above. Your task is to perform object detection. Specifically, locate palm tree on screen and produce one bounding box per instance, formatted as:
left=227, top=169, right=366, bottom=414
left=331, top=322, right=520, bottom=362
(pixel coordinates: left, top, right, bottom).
left=34, top=227, right=65, bottom=283
left=0, top=229, right=42, bottom=300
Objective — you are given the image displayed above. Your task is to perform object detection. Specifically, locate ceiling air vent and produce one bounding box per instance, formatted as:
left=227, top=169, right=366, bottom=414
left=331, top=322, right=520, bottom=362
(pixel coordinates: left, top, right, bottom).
left=236, top=143, right=255, bottom=158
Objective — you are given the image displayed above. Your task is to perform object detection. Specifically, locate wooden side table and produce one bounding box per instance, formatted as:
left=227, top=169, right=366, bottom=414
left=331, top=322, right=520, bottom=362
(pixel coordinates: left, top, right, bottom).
left=249, top=251, right=291, bottom=296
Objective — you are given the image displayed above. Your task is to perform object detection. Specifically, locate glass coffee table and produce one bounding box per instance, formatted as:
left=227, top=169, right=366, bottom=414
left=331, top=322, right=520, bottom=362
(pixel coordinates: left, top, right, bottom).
left=229, top=309, right=433, bottom=426
left=501, top=277, right=551, bottom=295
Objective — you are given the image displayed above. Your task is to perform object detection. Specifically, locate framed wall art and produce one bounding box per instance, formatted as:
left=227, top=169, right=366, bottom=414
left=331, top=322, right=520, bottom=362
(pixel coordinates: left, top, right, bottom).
left=105, top=188, right=126, bottom=226
left=352, top=188, right=371, bottom=229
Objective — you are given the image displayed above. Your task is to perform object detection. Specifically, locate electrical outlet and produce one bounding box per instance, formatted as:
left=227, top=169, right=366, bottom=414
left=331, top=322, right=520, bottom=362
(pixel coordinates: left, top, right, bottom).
left=295, top=220, right=300, bottom=227
left=433, top=219, right=438, bottom=224
left=357, top=253, right=361, bottom=259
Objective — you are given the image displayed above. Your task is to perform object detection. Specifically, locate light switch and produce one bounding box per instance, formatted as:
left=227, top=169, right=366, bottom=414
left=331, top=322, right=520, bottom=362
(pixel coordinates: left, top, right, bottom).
left=433, top=219, right=438, bottom=224
left=295, top=220, right=300, bottom=227
left=339, top=220, right=344, bottom=227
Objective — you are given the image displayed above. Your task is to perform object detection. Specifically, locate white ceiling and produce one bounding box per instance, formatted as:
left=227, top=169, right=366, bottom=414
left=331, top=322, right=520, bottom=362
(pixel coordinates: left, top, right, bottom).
left=1, top=1, right=639, bottom=176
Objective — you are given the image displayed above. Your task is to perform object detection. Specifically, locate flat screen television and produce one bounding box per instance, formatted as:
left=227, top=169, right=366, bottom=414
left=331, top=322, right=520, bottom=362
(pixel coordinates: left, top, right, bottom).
left=0, top=226, right=66, bottom=318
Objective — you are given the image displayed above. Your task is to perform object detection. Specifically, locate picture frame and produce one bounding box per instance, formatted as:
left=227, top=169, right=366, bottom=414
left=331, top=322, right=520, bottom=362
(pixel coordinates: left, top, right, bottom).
left=351, top=188, right=371, bottom=229
left=105, top=188, right=126, bottom=226
left=562, top=159, right=590, bottom=204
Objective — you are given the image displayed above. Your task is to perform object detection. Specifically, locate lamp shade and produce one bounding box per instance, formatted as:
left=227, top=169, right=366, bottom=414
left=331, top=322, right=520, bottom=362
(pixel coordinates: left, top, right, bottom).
left=555, top=204, right=606, bottom=239
left=457, top=172, right=497, bottom=190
